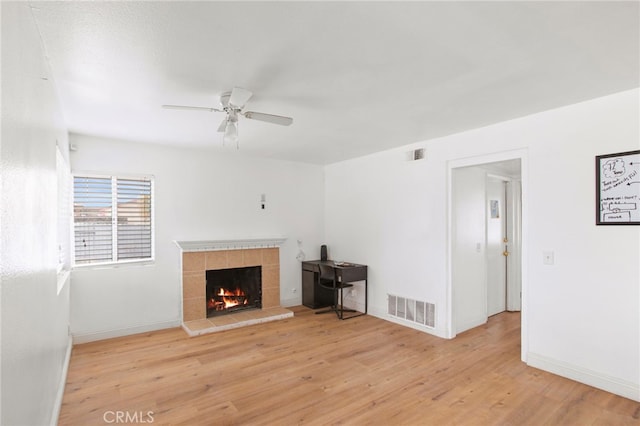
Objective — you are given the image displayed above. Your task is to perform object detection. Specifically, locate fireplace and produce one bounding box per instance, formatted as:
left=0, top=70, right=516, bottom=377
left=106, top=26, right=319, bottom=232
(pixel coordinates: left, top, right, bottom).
left=177, top=239, right=286, bottom=324
left=176, top=239, right=292, bottom=336
left=206, top=266, right=262, bottom=317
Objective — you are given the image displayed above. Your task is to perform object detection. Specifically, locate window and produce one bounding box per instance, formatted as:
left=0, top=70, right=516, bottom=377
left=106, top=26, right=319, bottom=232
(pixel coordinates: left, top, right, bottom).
left=73, top=174, right=153, bottom=266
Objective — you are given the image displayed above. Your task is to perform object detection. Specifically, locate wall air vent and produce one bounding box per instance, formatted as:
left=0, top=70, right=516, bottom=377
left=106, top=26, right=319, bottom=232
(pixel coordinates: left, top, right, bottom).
left=413, top=148, right=425, bottom=161
left=388, top=294, right=435, bottom=328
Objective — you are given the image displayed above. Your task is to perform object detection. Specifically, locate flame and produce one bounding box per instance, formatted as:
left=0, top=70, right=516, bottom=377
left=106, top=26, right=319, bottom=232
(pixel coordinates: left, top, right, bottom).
left=218, top=288, right=244, bottom=297
left=208, top=287, right=248, bottom=310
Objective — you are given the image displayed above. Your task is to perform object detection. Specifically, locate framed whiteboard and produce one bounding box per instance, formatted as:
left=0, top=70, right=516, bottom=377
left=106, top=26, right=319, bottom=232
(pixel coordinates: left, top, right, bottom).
left=596, top=149, right=640, bottom=225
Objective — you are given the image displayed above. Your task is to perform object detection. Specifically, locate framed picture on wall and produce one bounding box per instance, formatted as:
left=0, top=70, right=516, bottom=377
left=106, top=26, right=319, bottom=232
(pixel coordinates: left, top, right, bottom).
left=490, top=200, right=500, bottom=218
left=596, top=149, right=640, bottom=225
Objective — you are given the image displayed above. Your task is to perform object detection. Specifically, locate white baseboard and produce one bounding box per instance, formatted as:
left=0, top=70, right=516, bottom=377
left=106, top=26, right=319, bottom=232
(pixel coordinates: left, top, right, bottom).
left=72, top=319, right=180, bottom=344
left=528, top=352, right=639, bottom=402
left=50, top=336, right=73, bottom=426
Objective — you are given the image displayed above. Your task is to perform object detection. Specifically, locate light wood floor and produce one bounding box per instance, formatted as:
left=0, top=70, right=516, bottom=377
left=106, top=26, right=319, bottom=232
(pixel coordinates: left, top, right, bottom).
left=59, top=306, right=639, bottom=425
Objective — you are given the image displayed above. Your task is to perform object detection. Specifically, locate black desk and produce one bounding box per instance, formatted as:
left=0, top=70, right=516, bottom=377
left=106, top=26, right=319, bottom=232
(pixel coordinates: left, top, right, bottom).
left=301, top=260, right=368, bottom=315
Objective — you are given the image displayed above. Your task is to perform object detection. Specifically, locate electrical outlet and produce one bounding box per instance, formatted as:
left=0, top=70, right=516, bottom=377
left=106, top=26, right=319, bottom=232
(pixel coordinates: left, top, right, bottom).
left=350, top=289, right=357, bottom=297
left=543, top=251, right=554, bottom=265
left=291, top=288, right=297, bottom=294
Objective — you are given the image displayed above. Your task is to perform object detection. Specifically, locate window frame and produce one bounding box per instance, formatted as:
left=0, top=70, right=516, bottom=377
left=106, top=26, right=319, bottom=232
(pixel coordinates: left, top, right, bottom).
left=72, top=172, right=155, bottom=268
left=56, top=147, right=71, bottom=274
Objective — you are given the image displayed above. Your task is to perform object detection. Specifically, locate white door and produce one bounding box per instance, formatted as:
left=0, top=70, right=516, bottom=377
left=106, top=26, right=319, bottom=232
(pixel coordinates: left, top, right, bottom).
left=485, top=177, right=522, bottom=314
left=486, top=177, right=506, bottom=316
left=452, top=167, right=488, bottom=334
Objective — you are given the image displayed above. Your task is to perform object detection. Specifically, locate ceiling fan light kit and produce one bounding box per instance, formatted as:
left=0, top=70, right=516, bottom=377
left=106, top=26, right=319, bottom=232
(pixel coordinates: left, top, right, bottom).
left=162, top=87, right=293, bottom=149
left=223, top=118, right=239, bottom=148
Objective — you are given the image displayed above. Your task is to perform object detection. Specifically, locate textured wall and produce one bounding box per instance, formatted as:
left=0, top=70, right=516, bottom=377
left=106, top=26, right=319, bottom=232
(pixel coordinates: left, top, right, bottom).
left=1, top=3, right=71, bottom=424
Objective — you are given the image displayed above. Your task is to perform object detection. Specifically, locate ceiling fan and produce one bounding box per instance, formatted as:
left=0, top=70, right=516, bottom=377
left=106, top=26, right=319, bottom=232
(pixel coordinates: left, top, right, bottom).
left=162, top=87, right=293, bottom=149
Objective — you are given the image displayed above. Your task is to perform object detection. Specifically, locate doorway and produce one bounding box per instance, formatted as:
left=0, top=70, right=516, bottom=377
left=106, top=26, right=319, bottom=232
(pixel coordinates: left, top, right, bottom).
left=449, top=155, right=524, bottom=341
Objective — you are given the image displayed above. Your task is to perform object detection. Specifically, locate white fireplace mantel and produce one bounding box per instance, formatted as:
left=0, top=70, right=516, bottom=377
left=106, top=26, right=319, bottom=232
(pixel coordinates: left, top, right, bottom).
left=174, top=237, right=287, bottom=252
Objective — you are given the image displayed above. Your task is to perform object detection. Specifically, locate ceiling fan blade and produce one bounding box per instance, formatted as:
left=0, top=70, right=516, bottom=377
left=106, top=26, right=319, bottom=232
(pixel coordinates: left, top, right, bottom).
left=243, top=111, right=293, bottom=126
left=228, top=87, right=253, bottom=108
left=217, top=117, right=228, bottom=132
left=162, top=104, right=221, bottom=112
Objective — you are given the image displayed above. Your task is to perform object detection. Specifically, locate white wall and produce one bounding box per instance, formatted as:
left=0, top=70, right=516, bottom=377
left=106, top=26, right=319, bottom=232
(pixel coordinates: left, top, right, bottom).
left=325, top=89, right=640, bottom=400
left=1, top=3, right=72, bottom=424
left=69, top=135, right=324, bottom=342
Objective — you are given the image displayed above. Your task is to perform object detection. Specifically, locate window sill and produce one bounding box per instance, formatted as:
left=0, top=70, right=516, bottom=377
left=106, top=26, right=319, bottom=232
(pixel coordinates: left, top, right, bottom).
left=72, top=258, right=155, bottom=270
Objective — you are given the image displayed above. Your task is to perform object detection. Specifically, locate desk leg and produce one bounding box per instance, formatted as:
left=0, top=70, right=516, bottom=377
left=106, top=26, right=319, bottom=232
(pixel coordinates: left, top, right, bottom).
left=365, top=279, right=367, bottom=315
left=342, top=279, right=367, bottom=320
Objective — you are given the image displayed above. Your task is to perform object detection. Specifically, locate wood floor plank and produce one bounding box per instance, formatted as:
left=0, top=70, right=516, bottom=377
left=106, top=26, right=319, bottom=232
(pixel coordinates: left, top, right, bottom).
left=59, top=307, right=639, bottom=425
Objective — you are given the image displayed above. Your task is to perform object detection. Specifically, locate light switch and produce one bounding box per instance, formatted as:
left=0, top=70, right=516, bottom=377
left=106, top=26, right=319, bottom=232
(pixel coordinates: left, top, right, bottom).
left=543, top=251, right=554, bottom=265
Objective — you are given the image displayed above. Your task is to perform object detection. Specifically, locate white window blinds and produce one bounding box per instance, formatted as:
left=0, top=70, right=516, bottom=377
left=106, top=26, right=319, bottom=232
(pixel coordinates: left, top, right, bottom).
left=116, top=178, right=152, bottom=261
left=73, top=175, right=153, bottom=265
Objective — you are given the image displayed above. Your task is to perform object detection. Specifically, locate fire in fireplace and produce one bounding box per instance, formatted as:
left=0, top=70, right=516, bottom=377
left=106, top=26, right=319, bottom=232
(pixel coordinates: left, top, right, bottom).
left=206, top=266, right=261, bottom=317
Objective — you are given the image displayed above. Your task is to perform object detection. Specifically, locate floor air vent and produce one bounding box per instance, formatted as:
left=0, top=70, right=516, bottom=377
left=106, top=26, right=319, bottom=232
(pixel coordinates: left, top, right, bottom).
left=388, top=294, right=435, bottom=328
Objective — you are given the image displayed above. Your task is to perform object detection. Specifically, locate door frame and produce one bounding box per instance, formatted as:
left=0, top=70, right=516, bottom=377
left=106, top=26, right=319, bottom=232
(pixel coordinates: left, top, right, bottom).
left=446, top=148, right=529, bottom=363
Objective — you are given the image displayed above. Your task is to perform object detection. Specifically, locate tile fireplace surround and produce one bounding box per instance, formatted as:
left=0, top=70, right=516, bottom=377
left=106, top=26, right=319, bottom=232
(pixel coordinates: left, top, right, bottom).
left=175, top=238, right=293, bottom=336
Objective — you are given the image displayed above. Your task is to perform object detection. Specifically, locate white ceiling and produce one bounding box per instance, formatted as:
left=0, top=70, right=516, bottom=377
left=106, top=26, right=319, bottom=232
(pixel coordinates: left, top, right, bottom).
left=31, top=1, right=639, bottom=165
